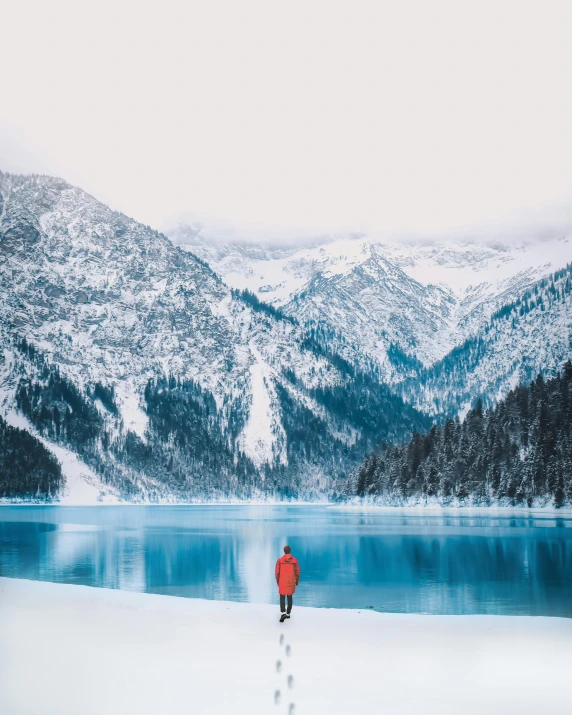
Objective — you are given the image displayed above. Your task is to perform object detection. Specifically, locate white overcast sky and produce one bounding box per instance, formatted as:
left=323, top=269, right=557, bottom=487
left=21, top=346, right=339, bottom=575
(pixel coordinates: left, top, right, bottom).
left=1, top=0, right=572, bottom=237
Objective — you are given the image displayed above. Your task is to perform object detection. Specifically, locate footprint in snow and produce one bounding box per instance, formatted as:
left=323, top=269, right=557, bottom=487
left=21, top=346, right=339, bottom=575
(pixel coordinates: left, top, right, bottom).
left=276, top=633, right=294, bottom=711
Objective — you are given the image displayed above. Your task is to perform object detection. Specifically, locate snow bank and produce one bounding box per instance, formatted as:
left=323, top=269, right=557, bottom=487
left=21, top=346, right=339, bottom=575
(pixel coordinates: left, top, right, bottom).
left=0, top=578, right=570, bottom=715
left=329, top=502, right=572, bottom=515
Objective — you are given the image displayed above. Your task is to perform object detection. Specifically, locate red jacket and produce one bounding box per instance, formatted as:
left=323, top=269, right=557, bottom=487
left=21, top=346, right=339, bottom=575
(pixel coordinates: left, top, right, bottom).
left=275, top=554, right=300, bottom=595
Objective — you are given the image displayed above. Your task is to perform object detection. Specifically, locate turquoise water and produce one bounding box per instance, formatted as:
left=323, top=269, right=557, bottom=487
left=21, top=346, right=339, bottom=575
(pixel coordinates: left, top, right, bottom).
left=0, top=505, right=571, bottom=616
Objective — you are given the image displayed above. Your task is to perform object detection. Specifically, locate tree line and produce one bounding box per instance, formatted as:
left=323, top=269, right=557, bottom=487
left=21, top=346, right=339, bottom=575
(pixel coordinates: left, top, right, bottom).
left=0, top=414, right=63, bottom=499
left=347, top=362, right=572, bottom=507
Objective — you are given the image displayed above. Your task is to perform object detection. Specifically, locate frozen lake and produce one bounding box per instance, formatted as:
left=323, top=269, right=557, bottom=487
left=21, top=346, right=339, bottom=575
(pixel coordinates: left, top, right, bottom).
left=1, top=505, right=571, bottom=616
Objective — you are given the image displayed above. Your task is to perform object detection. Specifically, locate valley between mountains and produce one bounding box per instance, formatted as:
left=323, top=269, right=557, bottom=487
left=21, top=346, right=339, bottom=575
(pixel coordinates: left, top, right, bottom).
left=1, top=171, right=572, bottom=502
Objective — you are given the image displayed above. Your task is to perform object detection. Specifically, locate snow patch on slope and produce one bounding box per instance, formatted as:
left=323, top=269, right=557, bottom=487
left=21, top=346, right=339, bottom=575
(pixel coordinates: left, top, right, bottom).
left=386, top=237, right=571, bottom=295
left=239, top=346, right=287, bottom=469
left=115, top=384, right=149, bottom=440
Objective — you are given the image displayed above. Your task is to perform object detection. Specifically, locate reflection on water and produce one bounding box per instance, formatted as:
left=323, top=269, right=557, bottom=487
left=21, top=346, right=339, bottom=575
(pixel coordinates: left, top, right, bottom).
left=0, top=506, right=571, bottom=616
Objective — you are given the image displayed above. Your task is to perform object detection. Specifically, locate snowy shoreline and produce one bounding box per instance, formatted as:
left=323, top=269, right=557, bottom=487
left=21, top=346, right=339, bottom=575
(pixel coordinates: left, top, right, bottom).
left=1, top=500, right=572, bottom=516
left=1, top=578, right=571, bottom=715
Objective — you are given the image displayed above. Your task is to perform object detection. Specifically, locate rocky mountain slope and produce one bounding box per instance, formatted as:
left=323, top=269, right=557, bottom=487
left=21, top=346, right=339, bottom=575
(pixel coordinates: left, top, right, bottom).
left=167, top=218, right=572, bottom=398
left=401, top=264, right=572, bottom=416
left=3, top=172, right=572, bottom=502
left=0, top=172, right=427, bottom=500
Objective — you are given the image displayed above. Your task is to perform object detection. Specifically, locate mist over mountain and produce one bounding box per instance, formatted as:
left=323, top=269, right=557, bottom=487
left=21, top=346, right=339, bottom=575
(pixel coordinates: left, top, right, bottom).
left=164, top=202, right=572, bottom=251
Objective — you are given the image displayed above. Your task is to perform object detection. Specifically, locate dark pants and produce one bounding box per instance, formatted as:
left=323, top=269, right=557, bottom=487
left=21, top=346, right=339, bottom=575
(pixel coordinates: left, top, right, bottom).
left=280, top=594, right=293, bottom=614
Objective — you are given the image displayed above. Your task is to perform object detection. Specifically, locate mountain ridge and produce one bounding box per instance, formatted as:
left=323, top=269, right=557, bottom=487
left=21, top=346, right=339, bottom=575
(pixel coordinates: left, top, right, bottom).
left=0, top=171, right=427, bottom=501
left=3, top=170, right=572, bottom=502
left=167, top=217, right=572, bottom=405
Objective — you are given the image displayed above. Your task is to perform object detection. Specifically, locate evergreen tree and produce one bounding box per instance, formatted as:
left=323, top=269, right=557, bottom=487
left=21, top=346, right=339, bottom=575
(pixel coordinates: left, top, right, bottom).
left=349, top=361, right=572, bottom=507
left=0, top=415, right=63, bottom=498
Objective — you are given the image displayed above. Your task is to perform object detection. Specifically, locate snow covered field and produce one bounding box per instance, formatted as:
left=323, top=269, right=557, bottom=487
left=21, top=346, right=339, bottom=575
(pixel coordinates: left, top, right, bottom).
left=1, top=578, right=571, bottom=715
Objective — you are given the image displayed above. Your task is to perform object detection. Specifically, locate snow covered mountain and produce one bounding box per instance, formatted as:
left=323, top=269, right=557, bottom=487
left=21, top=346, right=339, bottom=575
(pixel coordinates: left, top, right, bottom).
left=3, top=172, right=572, bottom=502
left=167, top=218, right=572, bottom=396
left=0, top=172, right=427, bottom=501
left=400, top=265, right=572, bottom=416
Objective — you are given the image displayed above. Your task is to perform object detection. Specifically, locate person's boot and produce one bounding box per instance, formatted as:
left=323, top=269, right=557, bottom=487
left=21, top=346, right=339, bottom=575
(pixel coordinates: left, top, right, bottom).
left=280, top=613, right=287, bottom=622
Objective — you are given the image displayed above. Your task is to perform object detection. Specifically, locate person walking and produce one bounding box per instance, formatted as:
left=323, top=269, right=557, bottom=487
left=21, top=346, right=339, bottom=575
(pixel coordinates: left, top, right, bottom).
left=275, top=545, right=300, bottom=623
